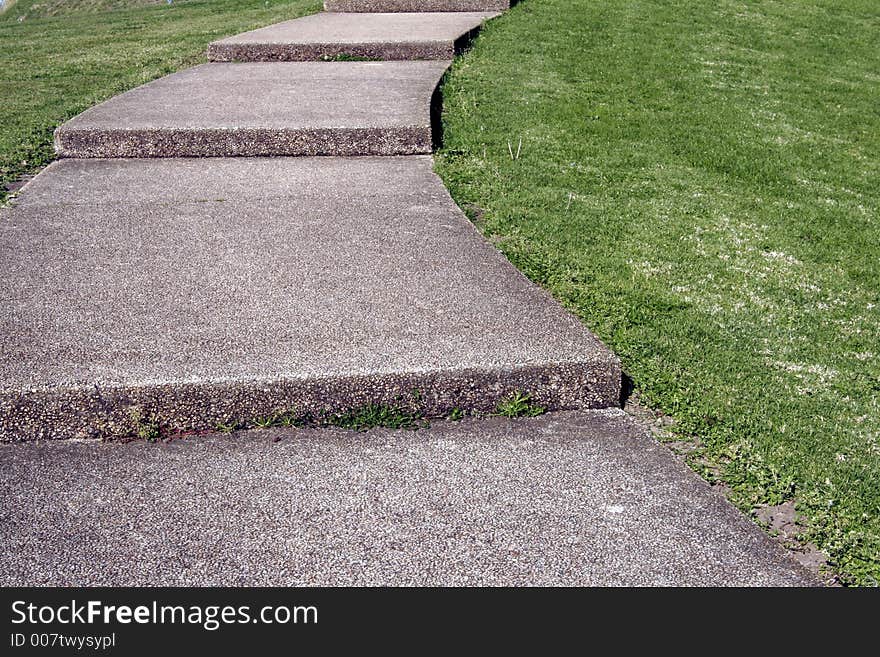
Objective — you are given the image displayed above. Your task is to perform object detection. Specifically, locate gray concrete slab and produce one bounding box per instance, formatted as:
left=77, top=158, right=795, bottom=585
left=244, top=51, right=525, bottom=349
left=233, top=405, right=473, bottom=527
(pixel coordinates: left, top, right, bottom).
left=325, top=0, right=510, bottom=12
left=209, top=12, right=499, bottom=62
left=0, top=156, right=619, bottom=441
left=0, top=410, right=816, bottom=586
left=54, top=61, right=449, bottom=158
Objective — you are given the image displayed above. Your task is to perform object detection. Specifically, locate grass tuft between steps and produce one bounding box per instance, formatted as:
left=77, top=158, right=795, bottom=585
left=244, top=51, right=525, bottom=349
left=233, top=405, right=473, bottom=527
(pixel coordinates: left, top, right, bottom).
left=106, top=389, right=549, bottom=441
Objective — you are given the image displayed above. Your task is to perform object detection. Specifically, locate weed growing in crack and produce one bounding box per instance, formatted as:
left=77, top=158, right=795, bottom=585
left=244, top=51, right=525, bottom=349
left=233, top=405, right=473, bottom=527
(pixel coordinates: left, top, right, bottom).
left=251, top=409, right=302, bottom=429
left=128, top=408, right=160, bottom=442
left=252, top=414, right=277, bottom=429
left=323, top=403, right=426, bottom=432
left=215, top=420, right=239, bottom=435
left=494, top=391, right=546, bottom=418
left=321, top=53, right=378, bottom=62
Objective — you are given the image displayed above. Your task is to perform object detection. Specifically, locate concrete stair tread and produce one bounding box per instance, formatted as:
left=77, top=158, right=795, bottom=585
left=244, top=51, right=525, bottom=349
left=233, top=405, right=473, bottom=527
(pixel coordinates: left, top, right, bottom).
left=324, top=0, right=511, bottom=12
left=0, top=411, right=816, bottom=586
left=54, top=61, right=449, bottom=158
left=209, top=11, right=499, bottom=61
left=0, top=157, right=620, bottom=440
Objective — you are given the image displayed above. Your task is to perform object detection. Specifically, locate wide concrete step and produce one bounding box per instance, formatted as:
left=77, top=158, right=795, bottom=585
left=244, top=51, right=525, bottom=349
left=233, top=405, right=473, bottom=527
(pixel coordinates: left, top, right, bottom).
left=0, top=411, right=815, bottom=585
left=54, top=61, right=448, bottom=158
left=209, top=12, right=498, bottom=62
left=0, top=156, right=620, bottom=441
left=325, top=0, right=510, bottom=11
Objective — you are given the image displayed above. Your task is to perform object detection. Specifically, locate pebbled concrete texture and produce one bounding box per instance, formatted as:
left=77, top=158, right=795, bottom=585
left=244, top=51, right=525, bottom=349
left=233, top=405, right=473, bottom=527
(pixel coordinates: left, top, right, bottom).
left=325, top=0, right=510, bottom=12
left=0, top=156, right=620, bottom=441
left=209, top=12, right=499, bottom=62
left=0, top=410, right=817, bottom=586
left=54, top=61, right=449, bottom=158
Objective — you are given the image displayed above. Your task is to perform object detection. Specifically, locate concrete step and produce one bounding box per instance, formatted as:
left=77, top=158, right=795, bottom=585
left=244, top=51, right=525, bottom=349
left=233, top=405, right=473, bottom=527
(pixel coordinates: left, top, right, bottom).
left=54, top=61, right=448, bottom=158
left=0, top=411, right=816, bottom=585
left=209, top=12, right=499, bottom=62
left=0, top=156, right=620, bottom=441
left=325, top=0, right=510, bottom=11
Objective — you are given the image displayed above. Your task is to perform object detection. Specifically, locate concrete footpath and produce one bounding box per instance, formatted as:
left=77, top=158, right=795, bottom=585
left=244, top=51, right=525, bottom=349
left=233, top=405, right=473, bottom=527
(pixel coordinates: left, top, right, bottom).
left=0, top=411, right=815, bottom=586
left=1, top=156, right=617, bottom=441
left=0, top=1, right=820, bottom=585
left=2, top=1, right=624, bottom=440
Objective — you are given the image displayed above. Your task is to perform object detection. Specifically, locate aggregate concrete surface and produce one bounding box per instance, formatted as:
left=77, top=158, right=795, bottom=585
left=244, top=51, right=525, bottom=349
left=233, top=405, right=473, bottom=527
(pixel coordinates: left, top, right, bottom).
left=0, top=411, right=816, bottom=586
left=209, top=11, right=499, bottom=61
left=54, top=61, right=450, bottom=157
left=0, top=157, right=619, bottom=440
left=324, top=0, right=510, bottom=12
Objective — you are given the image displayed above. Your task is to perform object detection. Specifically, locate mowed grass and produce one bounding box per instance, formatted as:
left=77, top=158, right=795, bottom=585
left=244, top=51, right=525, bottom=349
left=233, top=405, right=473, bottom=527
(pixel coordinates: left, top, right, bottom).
left=436, top=0, right=880, bottom=584
left=0, top=0, right=321, bottom=200
left=1, top=0, right=168, bottom=18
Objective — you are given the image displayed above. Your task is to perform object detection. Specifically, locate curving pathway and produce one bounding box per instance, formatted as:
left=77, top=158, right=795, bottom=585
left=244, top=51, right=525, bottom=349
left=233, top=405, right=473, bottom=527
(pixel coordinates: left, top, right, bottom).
left=0, top=1, right=818, bottom=585
left=2, top=2, right=618, bottom=441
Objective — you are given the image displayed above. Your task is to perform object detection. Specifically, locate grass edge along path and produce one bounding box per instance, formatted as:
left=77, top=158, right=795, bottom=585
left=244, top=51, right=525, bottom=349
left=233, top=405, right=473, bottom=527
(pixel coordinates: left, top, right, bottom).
left=436, top=0, right=880, bottom=586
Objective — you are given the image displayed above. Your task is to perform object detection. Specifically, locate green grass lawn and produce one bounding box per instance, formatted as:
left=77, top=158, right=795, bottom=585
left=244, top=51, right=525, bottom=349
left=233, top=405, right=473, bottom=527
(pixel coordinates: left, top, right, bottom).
left=437, top=0, right=880, bottom=585
left=0, top=0, right=321, bottom=200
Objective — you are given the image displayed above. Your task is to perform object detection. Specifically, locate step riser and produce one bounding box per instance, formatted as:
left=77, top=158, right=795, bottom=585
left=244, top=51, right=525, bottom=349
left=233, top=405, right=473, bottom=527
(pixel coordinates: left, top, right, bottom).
left=208, top=41, right=456, bottom=62
left=1, top=363, right=622, bottom=442
left=206, top=12, right=496, bottom=63
left=324, top=0, right=510, bottom=11
left=54, top=127, right=433, bottom=158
